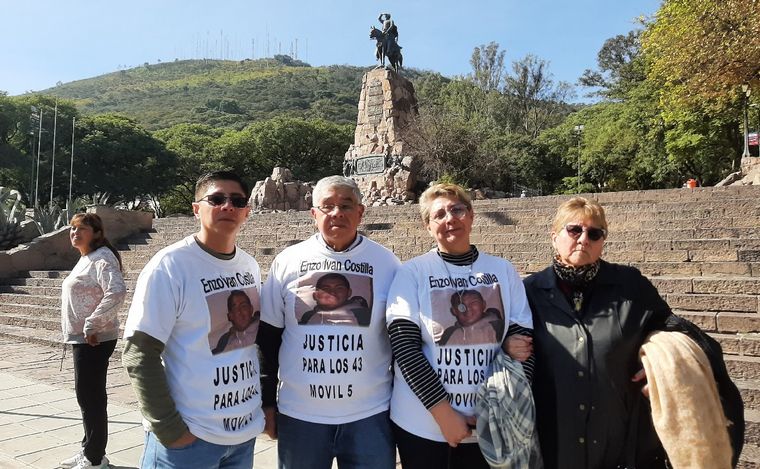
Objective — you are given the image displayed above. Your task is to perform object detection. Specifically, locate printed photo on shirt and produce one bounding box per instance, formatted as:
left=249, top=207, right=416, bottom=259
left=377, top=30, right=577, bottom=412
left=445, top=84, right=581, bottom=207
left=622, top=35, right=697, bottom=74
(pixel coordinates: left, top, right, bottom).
left=207, top=288, right=261, bottom=355
left=431, top=285, right=504, bottom=346
left=294, top=272, right=373, bottom=327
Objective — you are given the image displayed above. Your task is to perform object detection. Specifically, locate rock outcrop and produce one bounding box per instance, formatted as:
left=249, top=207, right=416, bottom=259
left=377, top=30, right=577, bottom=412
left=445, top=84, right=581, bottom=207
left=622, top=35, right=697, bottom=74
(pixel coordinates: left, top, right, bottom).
left=250, top=167, right=313, bottom=211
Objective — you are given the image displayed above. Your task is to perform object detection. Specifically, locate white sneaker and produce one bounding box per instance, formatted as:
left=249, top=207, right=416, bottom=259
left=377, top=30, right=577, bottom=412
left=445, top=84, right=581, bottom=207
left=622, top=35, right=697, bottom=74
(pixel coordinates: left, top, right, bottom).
left=71, top=455, right=109, bottom=469
left=59, top=451, right=83, bottom=468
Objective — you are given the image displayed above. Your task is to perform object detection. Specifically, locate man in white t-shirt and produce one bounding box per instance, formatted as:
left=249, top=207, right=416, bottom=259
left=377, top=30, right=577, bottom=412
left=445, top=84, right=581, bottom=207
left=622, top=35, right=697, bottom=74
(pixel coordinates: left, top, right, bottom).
left=123, top=171, right=265, bottom=469
left=259, top=175, right=400, bottom=469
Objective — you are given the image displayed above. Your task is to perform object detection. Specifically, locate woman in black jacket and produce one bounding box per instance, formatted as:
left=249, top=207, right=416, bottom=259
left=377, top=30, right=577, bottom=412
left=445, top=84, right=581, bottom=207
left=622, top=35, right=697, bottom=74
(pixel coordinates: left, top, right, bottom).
left=521, top=197, right=743, bottom=469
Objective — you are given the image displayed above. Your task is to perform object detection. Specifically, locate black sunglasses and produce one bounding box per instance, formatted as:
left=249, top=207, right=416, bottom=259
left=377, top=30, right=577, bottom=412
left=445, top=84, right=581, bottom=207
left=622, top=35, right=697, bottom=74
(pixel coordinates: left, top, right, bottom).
left=564, top=224, right=606, bottom=241
left=196, top=193, right=249, bottom=208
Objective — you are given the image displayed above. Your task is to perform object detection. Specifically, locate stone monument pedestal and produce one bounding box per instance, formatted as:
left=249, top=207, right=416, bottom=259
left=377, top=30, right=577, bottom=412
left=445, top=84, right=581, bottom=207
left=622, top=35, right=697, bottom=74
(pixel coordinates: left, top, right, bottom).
left=344, top=68, right=418, bottom=206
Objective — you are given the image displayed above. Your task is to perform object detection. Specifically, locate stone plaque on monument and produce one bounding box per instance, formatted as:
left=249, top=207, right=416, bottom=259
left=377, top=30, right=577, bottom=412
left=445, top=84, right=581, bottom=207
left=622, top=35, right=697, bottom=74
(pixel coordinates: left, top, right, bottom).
left=355, top=155, right=386, bottom=175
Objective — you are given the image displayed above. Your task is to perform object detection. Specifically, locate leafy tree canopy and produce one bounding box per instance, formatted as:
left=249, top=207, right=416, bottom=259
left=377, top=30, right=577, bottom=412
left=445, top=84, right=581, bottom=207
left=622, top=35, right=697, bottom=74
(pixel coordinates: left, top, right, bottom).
left=642, top=0, right=760, bottom=110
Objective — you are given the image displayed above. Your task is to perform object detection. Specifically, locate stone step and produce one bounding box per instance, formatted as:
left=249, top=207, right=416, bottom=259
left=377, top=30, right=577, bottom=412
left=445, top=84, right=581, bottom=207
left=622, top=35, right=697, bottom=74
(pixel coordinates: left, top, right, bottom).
left=0, top=284, right=68, bottom=296
left=0, top=294, right=62, bottom=307
left=739, top=442, right=760, bottom=468
left=0, top=323, right=125, bottom=360
left=746, top=409, right=760, bottom=448
left=726, top=355, right=760, bottom=381
left=0, top=313, right=62, bottom=332
left=630, top=261, right=760, bottom=277
left=666, top=294, right=759, bottom=313
left=0, top=323, right=66, bottom=349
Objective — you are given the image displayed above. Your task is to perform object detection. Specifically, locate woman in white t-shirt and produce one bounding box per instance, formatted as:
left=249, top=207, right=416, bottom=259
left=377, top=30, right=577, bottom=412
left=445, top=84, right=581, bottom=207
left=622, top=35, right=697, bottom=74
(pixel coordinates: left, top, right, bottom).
left=386, top=183, right=535, bottom=469
left=59, top=213, right=126, bottom=469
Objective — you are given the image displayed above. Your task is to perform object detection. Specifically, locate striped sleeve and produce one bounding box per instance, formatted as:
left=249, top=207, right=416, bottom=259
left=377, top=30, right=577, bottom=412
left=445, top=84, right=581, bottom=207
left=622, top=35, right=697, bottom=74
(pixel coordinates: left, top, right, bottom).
left=388, top=318, right=449, bottom=409
left=507, top=322, right=535, bottom=382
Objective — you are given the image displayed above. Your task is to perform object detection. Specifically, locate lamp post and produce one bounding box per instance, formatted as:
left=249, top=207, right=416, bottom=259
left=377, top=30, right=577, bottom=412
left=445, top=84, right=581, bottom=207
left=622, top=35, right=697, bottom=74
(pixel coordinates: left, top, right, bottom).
left=574, top=124, right=584, bottom=193
left=742, top=84, right=751, bottom=158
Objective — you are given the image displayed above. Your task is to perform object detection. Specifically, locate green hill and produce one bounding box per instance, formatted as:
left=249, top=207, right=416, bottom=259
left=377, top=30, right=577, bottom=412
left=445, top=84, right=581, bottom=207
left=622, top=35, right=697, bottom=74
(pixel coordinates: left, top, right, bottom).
left=40, top=57, right=438, bottom=131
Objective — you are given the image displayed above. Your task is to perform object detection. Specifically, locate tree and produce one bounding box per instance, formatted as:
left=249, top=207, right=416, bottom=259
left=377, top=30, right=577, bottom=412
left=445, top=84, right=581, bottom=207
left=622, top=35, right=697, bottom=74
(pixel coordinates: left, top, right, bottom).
left=642, top=0, right=760, bottom=110
left=404, top=107, right=490, bottom=186
left=73, top=114, right=177, bottom=201
left=469, top=42, right=506, bottom=92
left=154, top=123, right=226, bottom=212
left=243, top=117, right=352, bottom=182
left=579, top=31, right=646, bottom=100
left=504, top=55, right=575, bottom=137
left=0, top=95, right=79, bottom=205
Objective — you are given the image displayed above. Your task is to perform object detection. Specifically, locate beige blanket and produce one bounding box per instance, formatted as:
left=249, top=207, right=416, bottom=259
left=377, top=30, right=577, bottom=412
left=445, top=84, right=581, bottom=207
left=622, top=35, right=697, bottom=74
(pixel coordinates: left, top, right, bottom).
left=640, top=331, right=732, bottom=469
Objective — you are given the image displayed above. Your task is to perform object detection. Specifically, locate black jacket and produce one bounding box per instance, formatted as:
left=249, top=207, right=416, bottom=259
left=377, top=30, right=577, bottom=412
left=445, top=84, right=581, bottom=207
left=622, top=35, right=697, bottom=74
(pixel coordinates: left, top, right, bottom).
left=524, top=261, right=743, bottom=469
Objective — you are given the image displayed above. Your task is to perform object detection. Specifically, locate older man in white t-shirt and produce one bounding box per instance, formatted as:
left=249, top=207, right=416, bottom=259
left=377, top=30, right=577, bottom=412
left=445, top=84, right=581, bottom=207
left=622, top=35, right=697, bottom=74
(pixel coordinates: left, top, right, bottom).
left=259, top=175, right=400, bottom=469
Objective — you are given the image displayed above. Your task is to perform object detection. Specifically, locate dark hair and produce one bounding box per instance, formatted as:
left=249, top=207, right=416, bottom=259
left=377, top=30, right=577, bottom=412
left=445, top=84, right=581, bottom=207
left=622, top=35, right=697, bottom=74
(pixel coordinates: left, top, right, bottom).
left=195, top=170, right=250, bottom=201
left=70, top=213, right=122, bottom=271
left=226, top=290, right=251, bottom=311
left=450, top=289, right=484, bottom=307
left=316, top=272, right=350, bottom=290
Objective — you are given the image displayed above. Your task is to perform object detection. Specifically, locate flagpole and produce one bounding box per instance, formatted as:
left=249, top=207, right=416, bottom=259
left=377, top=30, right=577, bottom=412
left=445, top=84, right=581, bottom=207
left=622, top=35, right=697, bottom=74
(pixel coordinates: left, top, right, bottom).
left=29, top=107, right=38, bottom=203
left=50, top=101, right=58, bottom=206
left=68, top=116, right=75, bottom=215
left=35, top=110, right=43, bottom=208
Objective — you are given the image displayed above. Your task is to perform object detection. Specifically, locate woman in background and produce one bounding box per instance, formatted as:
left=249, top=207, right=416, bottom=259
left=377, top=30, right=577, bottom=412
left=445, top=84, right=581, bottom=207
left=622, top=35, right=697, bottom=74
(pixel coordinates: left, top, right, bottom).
left=60, top=213, right=126, bottom=469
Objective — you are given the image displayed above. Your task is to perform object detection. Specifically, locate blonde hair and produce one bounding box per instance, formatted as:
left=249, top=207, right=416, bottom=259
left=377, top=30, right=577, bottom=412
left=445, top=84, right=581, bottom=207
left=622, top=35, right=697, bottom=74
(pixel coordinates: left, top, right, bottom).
left=552, top=197, right=608, bottom=234
left=419, top=183, right=472, bottom=224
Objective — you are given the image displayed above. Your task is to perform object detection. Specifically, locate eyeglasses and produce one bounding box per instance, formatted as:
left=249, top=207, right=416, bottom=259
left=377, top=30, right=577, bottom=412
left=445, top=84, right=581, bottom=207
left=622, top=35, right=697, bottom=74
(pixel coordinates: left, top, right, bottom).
left=314, top=204, right=357, bottom=214
left=196, top=193, right=249, bottom=208
left=430, top=204, right=469, bottom=223
left=564, top=224, right=607, bottom=241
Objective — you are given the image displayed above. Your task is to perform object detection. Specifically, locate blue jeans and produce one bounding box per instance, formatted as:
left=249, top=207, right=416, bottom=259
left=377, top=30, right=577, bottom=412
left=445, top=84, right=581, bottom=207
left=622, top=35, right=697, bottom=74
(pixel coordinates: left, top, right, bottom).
left=140, top=431, right=255, bottom=469
left=277, top=410, right=395, bottom=469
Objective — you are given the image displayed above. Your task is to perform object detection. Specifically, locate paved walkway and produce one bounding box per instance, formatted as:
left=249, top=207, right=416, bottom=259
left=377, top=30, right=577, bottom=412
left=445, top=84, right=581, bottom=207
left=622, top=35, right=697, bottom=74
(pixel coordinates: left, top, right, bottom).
left=0, top=338, right=278, bottom=468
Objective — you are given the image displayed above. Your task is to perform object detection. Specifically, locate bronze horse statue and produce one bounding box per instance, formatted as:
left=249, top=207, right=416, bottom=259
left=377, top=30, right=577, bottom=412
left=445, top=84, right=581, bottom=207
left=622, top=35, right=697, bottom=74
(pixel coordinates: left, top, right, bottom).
left=370, top=26, right=402, bottom=72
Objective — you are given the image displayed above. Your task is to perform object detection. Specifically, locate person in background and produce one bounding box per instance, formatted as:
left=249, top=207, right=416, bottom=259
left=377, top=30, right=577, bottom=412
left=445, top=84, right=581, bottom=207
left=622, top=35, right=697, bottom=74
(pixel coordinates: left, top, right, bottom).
left=60, top=213, right=126, bottom=469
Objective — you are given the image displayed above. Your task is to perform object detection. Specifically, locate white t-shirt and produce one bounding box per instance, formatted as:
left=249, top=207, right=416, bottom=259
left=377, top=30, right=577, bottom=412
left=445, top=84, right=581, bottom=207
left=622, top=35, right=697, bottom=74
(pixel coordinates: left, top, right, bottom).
left=261, top=234, right=400, bottom=424
left=124, top=236, right=265, bottom=446
left=386, top=250, right=533, bottom=442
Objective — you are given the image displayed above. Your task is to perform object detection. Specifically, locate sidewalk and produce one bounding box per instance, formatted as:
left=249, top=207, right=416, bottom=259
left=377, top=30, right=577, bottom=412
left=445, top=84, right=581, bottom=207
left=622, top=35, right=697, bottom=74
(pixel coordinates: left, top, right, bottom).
left=0, top=338, right=278, bottom=468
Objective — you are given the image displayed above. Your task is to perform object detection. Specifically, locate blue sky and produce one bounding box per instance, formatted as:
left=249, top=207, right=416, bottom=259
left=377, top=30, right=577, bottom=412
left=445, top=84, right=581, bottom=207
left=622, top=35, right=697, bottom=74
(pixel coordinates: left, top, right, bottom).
left=1, top=0, right=661, bottom=97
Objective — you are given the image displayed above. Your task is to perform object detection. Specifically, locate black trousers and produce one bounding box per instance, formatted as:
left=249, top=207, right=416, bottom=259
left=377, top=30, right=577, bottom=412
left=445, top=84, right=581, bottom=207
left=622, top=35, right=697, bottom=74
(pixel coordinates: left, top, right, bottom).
left=392, top=422, right=489, bottom=469
left=72, top=339, right=116, bottom=465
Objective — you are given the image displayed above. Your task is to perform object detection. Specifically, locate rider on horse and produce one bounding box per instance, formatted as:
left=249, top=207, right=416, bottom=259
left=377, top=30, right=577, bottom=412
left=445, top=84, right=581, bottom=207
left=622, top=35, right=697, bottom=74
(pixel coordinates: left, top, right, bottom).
left=378, top=13, right=398, bottom=58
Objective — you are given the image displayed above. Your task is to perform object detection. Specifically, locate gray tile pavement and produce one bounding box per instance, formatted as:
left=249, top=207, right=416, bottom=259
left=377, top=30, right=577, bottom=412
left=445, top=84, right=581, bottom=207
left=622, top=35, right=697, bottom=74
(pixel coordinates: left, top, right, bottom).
left=0, top=338, right=279, bottom=468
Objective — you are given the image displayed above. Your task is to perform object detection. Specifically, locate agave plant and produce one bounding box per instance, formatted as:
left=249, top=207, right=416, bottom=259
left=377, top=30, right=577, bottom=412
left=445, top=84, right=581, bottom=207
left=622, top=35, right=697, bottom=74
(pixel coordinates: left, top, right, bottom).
left=89, top=192, right=111, bottom=206
left=30, top=203, right=67, bottom=236
left=0, top=187, right=24, bottom=250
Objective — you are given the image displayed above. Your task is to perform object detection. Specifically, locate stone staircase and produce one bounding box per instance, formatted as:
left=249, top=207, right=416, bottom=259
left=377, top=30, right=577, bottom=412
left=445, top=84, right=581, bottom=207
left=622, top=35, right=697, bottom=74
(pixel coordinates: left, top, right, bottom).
left=2, top=185, right=760, bottom=466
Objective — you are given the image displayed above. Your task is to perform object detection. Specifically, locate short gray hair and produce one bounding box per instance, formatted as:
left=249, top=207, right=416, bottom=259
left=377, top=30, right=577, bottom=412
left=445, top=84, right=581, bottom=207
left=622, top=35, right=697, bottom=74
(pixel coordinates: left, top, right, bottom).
left=312, top=176, right=363, bottom=205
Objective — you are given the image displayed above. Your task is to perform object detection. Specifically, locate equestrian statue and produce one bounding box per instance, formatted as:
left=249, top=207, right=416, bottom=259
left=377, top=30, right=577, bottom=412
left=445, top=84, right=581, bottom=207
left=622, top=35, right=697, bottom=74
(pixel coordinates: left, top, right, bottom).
left=371, top=13, right=403, bottom=72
